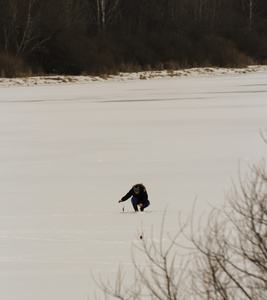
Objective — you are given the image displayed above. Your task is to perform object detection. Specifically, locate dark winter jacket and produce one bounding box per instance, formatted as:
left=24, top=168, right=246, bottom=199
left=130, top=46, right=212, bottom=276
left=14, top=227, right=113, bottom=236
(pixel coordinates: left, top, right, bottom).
left=121, top=184, right=148, bottom=204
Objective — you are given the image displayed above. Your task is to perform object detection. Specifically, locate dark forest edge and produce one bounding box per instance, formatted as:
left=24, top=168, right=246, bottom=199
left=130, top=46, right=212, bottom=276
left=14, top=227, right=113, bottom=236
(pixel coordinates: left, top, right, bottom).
left=1, top=0, right=267, bottom=78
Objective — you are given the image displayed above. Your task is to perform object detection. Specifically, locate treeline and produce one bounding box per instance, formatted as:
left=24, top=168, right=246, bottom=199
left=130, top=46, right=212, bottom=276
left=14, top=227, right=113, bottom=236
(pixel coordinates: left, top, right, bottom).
left=0, top=0, right=267, bottom=77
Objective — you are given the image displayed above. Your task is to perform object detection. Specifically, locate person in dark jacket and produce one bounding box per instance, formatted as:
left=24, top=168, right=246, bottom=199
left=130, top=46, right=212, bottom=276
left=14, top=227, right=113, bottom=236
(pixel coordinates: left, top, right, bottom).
left=118, top=183, right=150, bottom=212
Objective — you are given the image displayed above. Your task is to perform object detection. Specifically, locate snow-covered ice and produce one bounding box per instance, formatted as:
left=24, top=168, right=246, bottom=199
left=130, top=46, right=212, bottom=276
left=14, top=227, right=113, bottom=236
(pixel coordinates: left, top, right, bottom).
left=0, top=68, right=267, bottom=299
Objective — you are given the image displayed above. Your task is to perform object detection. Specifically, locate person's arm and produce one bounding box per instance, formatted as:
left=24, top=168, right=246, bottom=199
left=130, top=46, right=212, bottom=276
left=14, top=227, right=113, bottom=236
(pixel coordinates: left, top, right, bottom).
left=142, top=191, right=148, bottom=202
left=118, top=189, right=133, bottom=203
left=138, top=191, right=148, bottom=207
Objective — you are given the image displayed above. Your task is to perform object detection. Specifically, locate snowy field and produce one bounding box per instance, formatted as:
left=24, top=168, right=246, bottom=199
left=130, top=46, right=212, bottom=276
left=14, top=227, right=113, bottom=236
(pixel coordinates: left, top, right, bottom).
left=1, top=68, right=267, bottom=300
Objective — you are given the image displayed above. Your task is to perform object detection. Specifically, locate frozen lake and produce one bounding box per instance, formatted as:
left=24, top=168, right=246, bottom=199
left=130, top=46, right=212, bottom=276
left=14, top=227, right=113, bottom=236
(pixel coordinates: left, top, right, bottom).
left=1, top=70, right=267, bottom=299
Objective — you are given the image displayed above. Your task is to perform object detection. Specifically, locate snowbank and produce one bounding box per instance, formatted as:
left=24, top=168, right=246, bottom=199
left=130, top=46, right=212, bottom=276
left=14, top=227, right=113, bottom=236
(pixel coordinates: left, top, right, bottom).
left=1, top=65, right=267, bottom=87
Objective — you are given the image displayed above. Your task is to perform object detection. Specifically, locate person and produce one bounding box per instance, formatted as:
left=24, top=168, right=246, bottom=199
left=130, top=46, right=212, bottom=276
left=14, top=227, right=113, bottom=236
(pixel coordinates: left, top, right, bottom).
left=118, top=183, right=150, bottom=212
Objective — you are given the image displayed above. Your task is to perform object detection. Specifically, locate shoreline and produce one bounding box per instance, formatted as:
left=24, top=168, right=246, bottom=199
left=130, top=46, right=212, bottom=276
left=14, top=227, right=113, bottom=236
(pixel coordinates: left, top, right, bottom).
left=1, top=65, right=267, bottom=87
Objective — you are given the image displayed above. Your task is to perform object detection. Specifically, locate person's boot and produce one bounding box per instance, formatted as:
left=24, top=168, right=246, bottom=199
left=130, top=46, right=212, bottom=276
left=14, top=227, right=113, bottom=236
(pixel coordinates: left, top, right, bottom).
left=133, top=204, right=138, bottom=212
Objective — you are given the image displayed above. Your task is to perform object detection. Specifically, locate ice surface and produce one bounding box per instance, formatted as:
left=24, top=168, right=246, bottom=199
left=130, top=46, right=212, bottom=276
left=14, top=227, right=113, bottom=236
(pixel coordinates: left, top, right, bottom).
left=1, top=70, right=267, bottom=299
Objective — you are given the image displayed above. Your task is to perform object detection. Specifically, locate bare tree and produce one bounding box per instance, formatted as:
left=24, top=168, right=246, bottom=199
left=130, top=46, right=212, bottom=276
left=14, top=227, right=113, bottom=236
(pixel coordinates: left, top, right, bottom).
left=93, top=210, right=191, bottom=299
left=2, top=0, right=49, bottom=58
left=189, top=158, right=267, bottom=300
left=60, top=0, right=88, bottom=34
left=241, top=0, right=258, bottom=27
left=88, top=0, right=120, bottom=36
left=2, top=0, right=18, bottom=53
